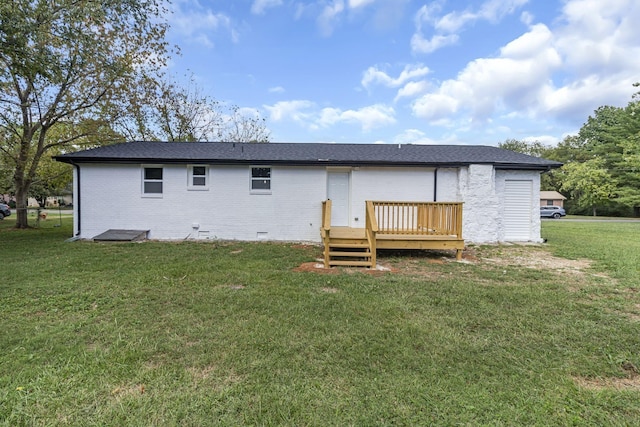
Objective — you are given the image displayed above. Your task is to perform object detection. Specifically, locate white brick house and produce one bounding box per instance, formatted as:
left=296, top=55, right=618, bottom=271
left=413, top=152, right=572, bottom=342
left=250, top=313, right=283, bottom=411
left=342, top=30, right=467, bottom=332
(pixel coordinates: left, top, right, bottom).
left=55, top=142, right=561, bottom=244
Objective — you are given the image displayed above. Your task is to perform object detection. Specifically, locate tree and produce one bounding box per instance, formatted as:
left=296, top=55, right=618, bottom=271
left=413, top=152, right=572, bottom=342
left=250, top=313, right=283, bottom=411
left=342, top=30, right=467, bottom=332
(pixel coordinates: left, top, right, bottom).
left=560, top=159, right=617, bottom=216
left=615, top=87, right=640, bottom=210
left=28, top=153, right=71, bottom=208
left=576, top=100, right=640, bottom=214
left=0, top=0, right=169, bottom=228
left=540, top=85, right=640, bottom=216
left=498, top=139, right=559, bottom=190
left=498, top=139, right=551, bottom=158
left=118, top=75, right=270, bottom=143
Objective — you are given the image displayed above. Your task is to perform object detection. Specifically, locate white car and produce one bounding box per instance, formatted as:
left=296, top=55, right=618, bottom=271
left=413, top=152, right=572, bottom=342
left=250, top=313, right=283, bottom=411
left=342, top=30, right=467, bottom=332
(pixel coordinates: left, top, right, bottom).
left=540, top=206, right=566, bottom=219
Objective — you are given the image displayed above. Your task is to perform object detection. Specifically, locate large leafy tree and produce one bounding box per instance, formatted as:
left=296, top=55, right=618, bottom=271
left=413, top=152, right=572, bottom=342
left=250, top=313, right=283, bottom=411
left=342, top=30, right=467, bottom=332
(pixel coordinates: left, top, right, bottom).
left=560, top=159, right=617, bottom=216
left=0, top=0, right=170, bottom=228
left=536, top=86, right=640, bottom=216
left=575, top=99, right=640, bottom=214
left=118, top=74, right=270, bottom=143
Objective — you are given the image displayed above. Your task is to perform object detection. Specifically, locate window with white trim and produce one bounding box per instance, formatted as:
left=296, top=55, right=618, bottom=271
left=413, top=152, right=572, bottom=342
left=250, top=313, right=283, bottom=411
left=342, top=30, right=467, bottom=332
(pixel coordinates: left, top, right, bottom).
left=251, top=167, right=271, bottom=193
left=143, top=167, right=163, bottom=195
left=188, top=165, right=208, bottom=190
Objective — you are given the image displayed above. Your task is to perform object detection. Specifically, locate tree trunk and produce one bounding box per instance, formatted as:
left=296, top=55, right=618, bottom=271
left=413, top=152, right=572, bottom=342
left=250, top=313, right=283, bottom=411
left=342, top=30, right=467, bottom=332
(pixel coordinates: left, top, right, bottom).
left=14, top=184, right=29, bottom=228
left=592, top=205, right=597, bottom=217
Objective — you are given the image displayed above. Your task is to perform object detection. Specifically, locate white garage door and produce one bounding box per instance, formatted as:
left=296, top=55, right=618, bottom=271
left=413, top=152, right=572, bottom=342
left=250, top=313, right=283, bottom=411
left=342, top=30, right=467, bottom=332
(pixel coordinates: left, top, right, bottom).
left=504, top=180, right=532, bottom=241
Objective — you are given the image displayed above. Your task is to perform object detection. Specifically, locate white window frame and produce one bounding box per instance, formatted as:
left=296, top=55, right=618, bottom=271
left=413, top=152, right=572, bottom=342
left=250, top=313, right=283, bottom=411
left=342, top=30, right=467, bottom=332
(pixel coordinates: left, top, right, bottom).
left=250, top=166, right=271, bottom=194
left=142, top=165, right=163, bottom=197
left=188, top=165, right=209, bottom=190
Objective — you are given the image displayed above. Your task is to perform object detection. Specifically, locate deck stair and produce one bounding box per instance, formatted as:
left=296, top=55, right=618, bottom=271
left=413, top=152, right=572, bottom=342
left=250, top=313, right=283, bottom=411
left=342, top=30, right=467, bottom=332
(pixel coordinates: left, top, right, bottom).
left=325, top=234, right=372, bottom=267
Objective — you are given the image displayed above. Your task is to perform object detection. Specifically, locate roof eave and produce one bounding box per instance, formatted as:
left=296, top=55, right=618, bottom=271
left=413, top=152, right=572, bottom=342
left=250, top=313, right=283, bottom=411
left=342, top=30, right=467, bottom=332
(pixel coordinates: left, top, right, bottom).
left=54, top=156, right=475, bottom=168
left=54, top=155, right=562, bottom=170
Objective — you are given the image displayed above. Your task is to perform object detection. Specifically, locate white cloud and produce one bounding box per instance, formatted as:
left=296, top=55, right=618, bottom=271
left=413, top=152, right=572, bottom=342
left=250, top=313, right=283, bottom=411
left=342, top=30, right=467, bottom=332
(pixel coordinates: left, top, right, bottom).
left=478, top=0, right=529, bottom=22
left=320, top=104, right=396, bottom=131
left=169, top=1, right=237, bottom=47
left=348, top=0, right=375, bottom=9
left=264, top=100, right=316, bottom=123
left=520, top=11, right=534, bottom=25
left=523, top=135, right=560, bottom=146
left=265, top=100, right=395, bottom=132
left=500, top=23, right=553, bottom=58
left=413, top=91, right=463, bottom=123
left=433, top=10, right=476, bottom=34
left=411, top=0, right=528, bottom=54
left=411, top=0, right=640, bottom=128
left=251, top=0, right=283, bottom=15
left=361, top=64, right=430, bottom=89
left=395, top=80, right=430, bottom=102
left=268, top=86, right=285, bottom=93
left=393, top=129, right=438, bottom=145
left=410, top=33, right=459, bottom=54
left=318, top=0, right=345, bottom=36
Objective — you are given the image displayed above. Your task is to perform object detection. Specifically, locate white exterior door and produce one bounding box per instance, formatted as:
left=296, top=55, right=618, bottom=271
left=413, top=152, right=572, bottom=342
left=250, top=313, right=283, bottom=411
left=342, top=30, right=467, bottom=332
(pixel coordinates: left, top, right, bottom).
left=327, top=171, right=350, bottom=227
left=504, top=180, right=532, bottom=241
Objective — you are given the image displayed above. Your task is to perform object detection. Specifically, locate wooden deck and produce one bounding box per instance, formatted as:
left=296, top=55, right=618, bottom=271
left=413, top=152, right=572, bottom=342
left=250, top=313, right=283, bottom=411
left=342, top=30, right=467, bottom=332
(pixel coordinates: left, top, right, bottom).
left=322, top=201, right=464, bottom=268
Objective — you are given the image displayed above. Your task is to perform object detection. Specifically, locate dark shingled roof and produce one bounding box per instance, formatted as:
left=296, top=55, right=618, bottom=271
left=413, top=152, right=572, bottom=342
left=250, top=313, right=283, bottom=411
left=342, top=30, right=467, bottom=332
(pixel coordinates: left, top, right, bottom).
left=55, top=141, right=562, bottom=170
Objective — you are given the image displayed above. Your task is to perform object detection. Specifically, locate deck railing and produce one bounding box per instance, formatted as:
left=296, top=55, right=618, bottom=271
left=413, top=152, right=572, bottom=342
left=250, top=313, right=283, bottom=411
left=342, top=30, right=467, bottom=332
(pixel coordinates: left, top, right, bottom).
left=369, top=201, right=463, bottom=238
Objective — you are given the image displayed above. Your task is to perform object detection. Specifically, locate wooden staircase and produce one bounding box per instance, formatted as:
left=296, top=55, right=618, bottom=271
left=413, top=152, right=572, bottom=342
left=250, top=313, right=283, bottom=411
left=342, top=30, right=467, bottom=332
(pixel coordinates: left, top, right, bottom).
left=325, top=236, right=373, bottom=267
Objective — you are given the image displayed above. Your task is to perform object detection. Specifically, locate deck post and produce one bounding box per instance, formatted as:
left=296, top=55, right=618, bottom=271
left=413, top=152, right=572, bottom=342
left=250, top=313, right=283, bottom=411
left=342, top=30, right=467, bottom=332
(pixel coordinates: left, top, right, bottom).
left=321, top=200, right=332, bottom=268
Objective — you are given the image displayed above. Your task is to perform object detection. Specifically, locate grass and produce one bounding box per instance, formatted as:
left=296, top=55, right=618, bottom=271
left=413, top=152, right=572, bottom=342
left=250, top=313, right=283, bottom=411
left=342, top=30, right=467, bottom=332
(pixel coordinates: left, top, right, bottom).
left=1, top=217, right=639, bottom=425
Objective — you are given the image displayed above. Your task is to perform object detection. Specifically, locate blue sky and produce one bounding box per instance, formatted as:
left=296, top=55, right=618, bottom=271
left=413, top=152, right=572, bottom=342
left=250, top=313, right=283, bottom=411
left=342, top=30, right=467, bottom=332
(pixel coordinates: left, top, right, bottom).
left=164, top=0, right=640, bottom=146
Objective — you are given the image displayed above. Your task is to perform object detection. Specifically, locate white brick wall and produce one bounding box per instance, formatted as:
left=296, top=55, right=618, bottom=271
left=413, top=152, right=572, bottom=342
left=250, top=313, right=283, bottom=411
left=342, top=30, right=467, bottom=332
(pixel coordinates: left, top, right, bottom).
left=74, top=163, right=543, bottom=243
left=77, top=164, right=325, bottom=241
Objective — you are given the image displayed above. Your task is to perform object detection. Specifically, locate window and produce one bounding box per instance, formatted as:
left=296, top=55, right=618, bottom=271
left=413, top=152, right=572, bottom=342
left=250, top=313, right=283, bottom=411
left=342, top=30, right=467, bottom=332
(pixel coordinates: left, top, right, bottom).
left=546, top=200, right=554, bottom=206
left=251, top=167, right=271, bottom=192
left=143, top=167, right=163, bottom=195
left=188, top=165, right=208, bottom=190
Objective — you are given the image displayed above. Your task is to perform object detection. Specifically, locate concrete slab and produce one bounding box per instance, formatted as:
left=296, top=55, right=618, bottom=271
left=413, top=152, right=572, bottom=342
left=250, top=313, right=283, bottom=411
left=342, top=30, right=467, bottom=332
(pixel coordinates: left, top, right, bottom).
left=93, top=229, right=149, bottom=242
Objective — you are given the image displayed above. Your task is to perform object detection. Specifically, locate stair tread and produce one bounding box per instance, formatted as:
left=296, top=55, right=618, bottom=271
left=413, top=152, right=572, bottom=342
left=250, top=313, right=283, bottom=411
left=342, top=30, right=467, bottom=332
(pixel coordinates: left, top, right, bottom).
left=329, top=260, right=372, bottom=267
left=329, top=251, right=371, bottom=257
left=329, top=243, right=369, bottom=248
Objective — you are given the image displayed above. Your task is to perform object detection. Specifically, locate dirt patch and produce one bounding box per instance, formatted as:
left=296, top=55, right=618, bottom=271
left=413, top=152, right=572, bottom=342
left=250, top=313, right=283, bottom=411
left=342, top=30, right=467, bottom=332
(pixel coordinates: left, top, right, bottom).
left=630, top=304, right=640, bottom=321
left=293, top=261, right=396, bottom=275
left=321, top=287, right=339, bottom=293
left=293, top=262, right=339, bottom=274
left=574, top=376, right=640, bottom=391
left=292, top=244, right=607, bottom=280
left=187, top=366, right=244, bottom=390
left=290, top=244, right=317, bottom=250
left=111, top=384, right=146, bottom=398
left=574, top=362, right=640, bottom=391
left=477, top=245, right=594, bottom=275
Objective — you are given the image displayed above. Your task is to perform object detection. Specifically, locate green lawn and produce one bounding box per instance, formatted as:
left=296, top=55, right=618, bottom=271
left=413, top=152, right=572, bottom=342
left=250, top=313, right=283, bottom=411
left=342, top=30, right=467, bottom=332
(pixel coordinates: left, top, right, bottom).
left=1, top=218, right=639, bottom=426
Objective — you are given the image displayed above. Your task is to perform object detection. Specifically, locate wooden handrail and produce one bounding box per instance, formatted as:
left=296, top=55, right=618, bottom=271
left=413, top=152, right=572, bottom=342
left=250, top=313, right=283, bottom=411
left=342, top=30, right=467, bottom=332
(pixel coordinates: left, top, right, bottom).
left=365, top=201, right=378, bottom=268
left=365, top=201, right=378, bottom=233
left=370, top=201, right=463, bottom=238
